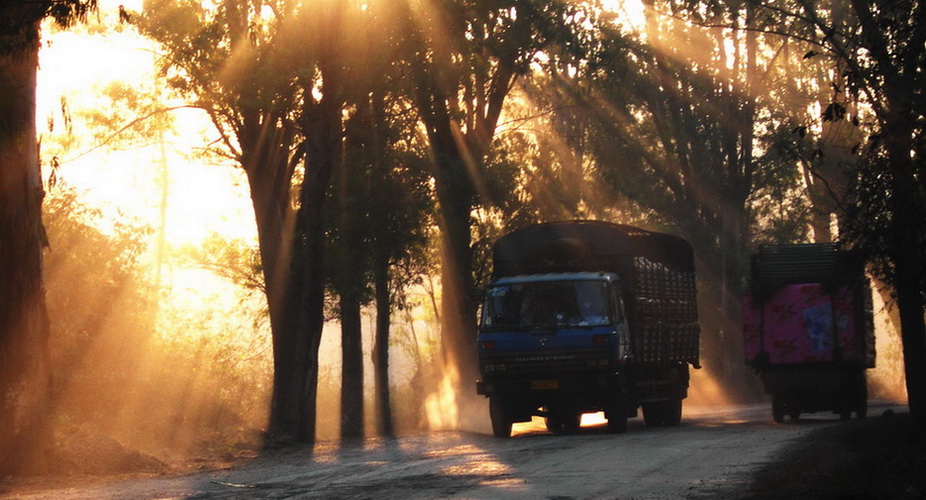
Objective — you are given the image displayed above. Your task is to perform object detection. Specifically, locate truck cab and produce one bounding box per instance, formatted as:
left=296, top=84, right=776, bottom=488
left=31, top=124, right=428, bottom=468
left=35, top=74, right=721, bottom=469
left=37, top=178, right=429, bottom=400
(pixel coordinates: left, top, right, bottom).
left=479, top=273, right=629, bottom=356
left=477, top=272, right=632, bottom=437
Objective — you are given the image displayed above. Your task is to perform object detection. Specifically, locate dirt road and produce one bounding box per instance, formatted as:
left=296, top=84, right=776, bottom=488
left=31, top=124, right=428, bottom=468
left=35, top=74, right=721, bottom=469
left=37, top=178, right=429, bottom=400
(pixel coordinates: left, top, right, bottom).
left=6, top=403, right=895, bottom=499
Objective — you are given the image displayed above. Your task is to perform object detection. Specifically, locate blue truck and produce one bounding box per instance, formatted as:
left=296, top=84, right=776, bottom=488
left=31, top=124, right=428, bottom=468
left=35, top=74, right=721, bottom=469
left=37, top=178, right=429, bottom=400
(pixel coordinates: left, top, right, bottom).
left=476, top=220, right=701, bottom=437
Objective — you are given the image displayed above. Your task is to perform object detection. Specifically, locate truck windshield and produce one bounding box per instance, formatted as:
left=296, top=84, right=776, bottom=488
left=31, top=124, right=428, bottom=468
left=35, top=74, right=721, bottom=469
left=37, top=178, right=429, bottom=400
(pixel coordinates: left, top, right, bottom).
left=481, top=280, right=612, bottom=330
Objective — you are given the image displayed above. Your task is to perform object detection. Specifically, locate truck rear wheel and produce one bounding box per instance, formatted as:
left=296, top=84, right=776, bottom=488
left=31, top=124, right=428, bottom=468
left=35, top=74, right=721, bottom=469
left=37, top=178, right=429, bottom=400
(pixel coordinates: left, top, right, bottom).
left=840, top=387, right=868, bottom=420
left=663, top=397, right=682, bottom=427
left=489, top=398, right=512, bottom=438
left=854, top=376, right=868, bottom=419
left=642, top=402, right=666, bottom=426
left=607, top=414, right=627, bottom=433
left=855, top=387, right=868, bottom=419
left=772, top=394, right=799, bottom=423
left=642, top=400, right=682, bottom=426
left=772, top=396, right=785, bottom=423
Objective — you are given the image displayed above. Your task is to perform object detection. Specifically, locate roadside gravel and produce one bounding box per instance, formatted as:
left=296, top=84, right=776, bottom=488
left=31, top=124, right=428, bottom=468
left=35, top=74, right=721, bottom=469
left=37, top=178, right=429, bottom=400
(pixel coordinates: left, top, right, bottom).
left=736, top=411, right=925, bottom=499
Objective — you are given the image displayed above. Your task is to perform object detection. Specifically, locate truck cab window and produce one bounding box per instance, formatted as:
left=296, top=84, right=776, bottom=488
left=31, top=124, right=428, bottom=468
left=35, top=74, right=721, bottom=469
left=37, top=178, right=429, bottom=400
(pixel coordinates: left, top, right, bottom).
left=482, top=280, right=611, bottom=330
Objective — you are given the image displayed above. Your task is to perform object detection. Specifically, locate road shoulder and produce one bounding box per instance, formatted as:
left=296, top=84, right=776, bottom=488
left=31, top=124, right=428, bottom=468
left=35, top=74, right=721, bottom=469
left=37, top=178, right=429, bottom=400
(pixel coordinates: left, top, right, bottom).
left=743, top=411, right=924, bottom=499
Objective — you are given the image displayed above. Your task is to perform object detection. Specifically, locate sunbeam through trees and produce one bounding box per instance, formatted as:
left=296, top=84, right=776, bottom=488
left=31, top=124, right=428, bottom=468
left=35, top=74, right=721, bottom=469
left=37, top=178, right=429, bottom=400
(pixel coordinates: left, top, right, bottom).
left=0, top=0, right=923, bottom=480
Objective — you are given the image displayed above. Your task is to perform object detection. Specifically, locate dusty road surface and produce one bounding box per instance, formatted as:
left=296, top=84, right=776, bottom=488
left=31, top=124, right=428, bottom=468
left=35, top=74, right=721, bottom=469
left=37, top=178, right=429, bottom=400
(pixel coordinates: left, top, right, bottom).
left=5, top=403, right=896, bottom=500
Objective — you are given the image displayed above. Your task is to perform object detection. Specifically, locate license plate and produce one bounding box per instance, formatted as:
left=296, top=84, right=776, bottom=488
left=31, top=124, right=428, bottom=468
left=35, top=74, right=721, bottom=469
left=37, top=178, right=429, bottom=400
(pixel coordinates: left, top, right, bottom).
left=531, top=379, right=559, bottom=390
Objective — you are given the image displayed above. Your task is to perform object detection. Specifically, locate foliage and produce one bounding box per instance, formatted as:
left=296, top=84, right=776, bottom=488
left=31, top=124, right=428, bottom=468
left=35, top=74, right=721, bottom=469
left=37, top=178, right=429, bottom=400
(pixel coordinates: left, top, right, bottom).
left=42, top=188, right=148, bottom=442
left=178, top=232, right=265, bottom=293
left=0, top=1, right=97, bottom=55
left=729, top=0, right=925, bottom=294
left=326, top=104, right=434, bottom=307
left=741, top=0, right=926, bottom=425
left=42, top=81, right=179, bottom=169
left=134, top=0, right=302, bottom=163
left=43, top=188, right=270, bottom=461
left=747, top=125, right=814, bottom=245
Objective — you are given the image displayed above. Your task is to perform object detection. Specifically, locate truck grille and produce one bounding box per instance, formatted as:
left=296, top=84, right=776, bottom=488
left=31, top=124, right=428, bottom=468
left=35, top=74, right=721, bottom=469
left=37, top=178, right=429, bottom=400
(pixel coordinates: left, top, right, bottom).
left=481, top=347, right=613, bottom=376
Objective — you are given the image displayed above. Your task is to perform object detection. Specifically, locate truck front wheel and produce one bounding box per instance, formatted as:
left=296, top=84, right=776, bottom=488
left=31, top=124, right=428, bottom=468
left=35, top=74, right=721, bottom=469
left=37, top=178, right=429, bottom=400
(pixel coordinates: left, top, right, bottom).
left=489, top=398, right=512, bottom=438
left=545, top=411, right=581, bottom=434
left=851, top=376, right=868, bottom=419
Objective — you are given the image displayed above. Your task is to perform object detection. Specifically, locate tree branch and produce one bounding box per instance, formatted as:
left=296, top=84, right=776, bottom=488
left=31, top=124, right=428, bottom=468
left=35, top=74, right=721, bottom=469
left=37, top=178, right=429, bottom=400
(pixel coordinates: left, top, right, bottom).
left=59, top=104, right=201, bottom=165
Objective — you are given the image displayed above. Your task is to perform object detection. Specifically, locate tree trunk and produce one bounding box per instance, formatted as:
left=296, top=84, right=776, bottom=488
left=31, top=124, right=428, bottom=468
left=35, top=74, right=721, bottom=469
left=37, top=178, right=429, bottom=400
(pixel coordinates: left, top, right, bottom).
left=242, top=121, right=309, bottom=445
left=242, top=122, right=293, bottom=342
left=893, top=256, right=926, bottom=433
left=809, top=210, right=833, bottom=243
left=409, top=5, right=524, bottom=419
left=415, top=76, right=480, bottom=415
left=266, top=0, right=346, bottom=442
left=884, top=102, right=926, bottom=433
left=718, top=199, right=748, bottom=379
left=438, top=205, right=478, bottom=397
left=267, top=146, right=330, bottom=444
left=0, top=25, right=53, bottom=475
left=267, top=79, right=341, bottom=445
left=431, top=151, right=479, bottom=408
left=340, top=294, right=364, bottom=439
left=267, top=250, right=315, bottom=444
left=373, top=257, right=394, bottom=437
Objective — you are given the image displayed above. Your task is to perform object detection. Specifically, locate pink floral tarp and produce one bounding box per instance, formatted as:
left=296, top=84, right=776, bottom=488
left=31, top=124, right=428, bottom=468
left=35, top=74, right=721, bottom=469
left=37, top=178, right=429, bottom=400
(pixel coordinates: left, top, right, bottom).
left=742, top=283, right=873, bottom=366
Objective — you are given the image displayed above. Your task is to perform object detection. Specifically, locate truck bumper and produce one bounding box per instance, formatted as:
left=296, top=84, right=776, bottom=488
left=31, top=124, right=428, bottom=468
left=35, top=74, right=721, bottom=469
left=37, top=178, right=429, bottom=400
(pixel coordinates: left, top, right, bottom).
left=760, top=365, right=868, bottom=418
left=477, top=372, right=623, bottom=416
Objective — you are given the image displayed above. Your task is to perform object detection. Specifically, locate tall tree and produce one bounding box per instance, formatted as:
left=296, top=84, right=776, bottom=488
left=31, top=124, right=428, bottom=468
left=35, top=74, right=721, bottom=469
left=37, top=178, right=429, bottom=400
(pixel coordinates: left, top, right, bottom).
left=137, top=0, right=352, bottom=443
left=399, top=0, right=602, bottom=413
left=325, top=0, right=416, bottom=439
left=137, top=0, right=306, bottom=440
left=328, top=0, right=439, bottom=436
left=0, top=0, right=96, bottom=475
left=274, top=0, right=351, bottom=444
left=356, top=98, right=434, bottom=437
left=329, top=107, right=371, bottom=439
left=330, top=91, right=434, bottom=437
left=776, top=0, right=926, bottom=430
left=571, top=0, right=769, bottom=392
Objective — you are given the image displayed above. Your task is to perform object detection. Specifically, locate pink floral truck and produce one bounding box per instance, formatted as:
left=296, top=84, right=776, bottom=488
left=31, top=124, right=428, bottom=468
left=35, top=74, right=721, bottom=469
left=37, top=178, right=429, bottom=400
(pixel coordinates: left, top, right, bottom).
left=742, top=244, right=875, bottom=422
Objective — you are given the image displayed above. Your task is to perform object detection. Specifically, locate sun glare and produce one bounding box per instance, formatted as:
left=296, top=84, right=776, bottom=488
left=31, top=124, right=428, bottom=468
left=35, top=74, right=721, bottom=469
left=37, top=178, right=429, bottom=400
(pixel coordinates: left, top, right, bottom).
left=38, top=26, right=256, bottom=246
left=425, top=365, right=461, bottom=430
left=35, top=0, right=272, bottom=464
left=603, top=0, right=646, bottom=31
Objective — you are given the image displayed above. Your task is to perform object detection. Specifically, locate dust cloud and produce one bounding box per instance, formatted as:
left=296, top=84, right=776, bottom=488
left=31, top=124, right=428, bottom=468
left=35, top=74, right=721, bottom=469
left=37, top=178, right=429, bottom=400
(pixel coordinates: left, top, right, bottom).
left=41, top=191, right=271, bottom=474
left=33, top=189, right=910, bottom=478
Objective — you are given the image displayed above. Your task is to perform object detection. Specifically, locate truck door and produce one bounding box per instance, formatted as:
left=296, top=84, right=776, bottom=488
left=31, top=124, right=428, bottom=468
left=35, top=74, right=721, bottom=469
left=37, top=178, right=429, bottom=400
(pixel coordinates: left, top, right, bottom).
left=611, top=281, right=630, bottom=362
